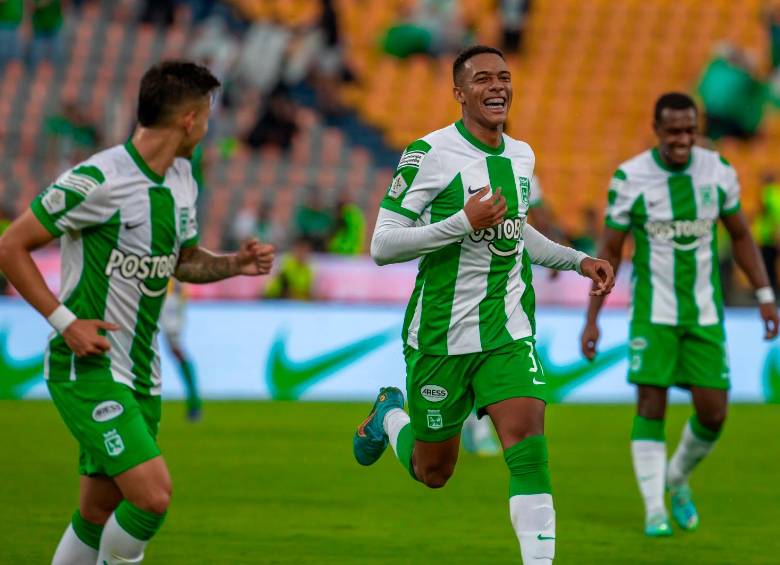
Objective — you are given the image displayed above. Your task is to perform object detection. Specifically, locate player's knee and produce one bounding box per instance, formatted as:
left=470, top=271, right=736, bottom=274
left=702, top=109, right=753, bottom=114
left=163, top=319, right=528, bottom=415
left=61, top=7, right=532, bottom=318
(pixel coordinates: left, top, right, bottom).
left=135, top=481, right=173, bottom=515
left=697, top=408, right=727, bottom=432
left=417, top=461, right=455, bottom=489
left=80, top=502, right=116, bottom=525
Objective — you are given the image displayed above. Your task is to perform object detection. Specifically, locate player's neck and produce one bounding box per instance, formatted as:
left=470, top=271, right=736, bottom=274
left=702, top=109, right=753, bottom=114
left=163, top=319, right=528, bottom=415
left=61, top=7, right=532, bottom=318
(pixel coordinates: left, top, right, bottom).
left=461, top=116, right=503, bottom=149
left=130, top=128, right=182, bottom=179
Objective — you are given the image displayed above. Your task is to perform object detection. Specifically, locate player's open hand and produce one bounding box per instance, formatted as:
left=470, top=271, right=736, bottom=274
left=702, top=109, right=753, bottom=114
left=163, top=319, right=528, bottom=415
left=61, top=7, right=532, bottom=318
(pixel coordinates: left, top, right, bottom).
left=580, top=321, right=600, bottom=360
left=580, top=257, right=615, bottom=296
left=759, top=302, right=779, bottom=340
left=237, top=238, right=275, bottom=276
left=62, top=319, right=119, bottom=357
left=464, top=186, right=507, bottom=231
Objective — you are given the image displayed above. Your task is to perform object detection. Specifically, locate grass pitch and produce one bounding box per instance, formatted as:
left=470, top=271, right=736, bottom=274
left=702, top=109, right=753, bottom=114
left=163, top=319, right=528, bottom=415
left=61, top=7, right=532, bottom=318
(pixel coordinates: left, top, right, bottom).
left=1, top=401, right=779, bottom=564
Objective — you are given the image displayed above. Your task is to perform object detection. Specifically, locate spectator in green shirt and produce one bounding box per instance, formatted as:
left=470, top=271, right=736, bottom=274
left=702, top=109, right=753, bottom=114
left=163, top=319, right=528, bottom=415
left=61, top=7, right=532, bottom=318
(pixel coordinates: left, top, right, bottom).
left=295, top=191, right=334, bottom=252
left=752, top=172, right=780, bottom=291
left=328, top=199, right=365, bottom=256
left=0, top=0, right=22, bottom=69
left=29, top=0, right=63, bottom=67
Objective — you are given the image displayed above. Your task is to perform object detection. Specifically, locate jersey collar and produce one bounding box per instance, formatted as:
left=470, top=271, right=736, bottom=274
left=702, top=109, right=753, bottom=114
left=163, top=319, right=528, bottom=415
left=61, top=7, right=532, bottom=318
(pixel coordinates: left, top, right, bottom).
left=125, top=140, right=166, bottom=184
left=455, top=120, right=505, bottom=155
left=651, top=146, right=692, bottom=174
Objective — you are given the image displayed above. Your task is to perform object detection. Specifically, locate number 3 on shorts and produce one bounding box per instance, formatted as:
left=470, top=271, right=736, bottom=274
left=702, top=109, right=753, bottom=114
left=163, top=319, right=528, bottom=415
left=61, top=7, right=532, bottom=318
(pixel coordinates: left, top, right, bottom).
left=527, top=342, right=543, bottom=376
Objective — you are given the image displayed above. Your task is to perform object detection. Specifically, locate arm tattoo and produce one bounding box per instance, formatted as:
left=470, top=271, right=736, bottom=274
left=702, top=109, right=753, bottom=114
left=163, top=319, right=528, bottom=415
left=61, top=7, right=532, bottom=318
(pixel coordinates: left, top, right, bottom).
left=175, top=247, right=238, bottom=283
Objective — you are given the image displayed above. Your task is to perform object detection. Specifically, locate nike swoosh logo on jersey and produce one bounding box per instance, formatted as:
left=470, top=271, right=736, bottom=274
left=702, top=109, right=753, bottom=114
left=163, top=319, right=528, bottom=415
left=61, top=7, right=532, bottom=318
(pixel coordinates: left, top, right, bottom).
left=266, top=327, right=399, bottom=399
left=125, top=221, right=144, bottom=230
left=467, top=186, right=482, bottom=194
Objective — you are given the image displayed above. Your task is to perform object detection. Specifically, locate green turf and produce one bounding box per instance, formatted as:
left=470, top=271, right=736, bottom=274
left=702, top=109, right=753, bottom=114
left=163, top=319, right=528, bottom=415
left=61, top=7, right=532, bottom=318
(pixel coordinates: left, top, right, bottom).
left=1, top=401, right=779, bottom=564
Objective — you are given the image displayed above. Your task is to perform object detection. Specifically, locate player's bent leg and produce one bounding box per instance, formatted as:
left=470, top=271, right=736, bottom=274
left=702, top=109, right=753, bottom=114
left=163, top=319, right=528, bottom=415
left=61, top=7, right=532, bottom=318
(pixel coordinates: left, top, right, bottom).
left=97, top=456, right=171, bottom=564
left=52, top=475, right=123, bottom=565
left=488, top=397, right=554, bottom=563
left=667, top=387, right=727, bottom=531
left=632, top=385, right=671, bottom=537
left=411, top=435, right=460, bottom=488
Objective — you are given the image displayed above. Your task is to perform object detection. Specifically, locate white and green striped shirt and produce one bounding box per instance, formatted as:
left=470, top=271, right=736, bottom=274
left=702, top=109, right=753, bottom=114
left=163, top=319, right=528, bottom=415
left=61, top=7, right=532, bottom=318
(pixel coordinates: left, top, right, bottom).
left=381, top=121, right=537, bottom=355
left=31, top=141, right=199, bottom=395
left=605, top=146, right=740, bottom=327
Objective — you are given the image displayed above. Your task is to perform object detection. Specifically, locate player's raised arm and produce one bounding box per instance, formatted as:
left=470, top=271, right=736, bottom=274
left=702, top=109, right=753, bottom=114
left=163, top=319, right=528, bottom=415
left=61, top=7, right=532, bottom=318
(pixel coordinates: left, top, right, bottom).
left=370, top=186, right=506, bottom=265
left=175, top=238, right=274, bottom=283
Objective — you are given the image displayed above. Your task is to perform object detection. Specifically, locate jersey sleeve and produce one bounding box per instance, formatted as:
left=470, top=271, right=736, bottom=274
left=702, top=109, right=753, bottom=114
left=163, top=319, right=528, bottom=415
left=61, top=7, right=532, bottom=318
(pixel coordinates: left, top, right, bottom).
left=380, top=139, right=442, bottom=221
left=30, top=164, right=111, bottom=237
left=604, top=168, right=635, bottom=232
left=717, top=155, right=740, bottom=216
left=529, top=174, right=542, bottom=208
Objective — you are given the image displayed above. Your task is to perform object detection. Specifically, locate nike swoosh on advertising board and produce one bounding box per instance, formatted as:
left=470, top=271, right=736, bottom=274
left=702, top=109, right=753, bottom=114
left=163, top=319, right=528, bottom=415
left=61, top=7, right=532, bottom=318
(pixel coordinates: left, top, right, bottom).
left=0, top=329, right=45, bottom=399
left=538, top=341, right=627, bottom=403
left=761, top=346, right=780, bottom=403
left=266, top=326, right=399, bottom=400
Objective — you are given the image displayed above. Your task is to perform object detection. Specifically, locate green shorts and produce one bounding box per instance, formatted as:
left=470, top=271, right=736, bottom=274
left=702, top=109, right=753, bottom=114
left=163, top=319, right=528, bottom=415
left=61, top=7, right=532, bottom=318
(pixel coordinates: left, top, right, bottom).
left=48, top=379, right=162, bottom=477
left=404, top=338, right=547, bottom=442
left=628, top=322, right=730, bottom=390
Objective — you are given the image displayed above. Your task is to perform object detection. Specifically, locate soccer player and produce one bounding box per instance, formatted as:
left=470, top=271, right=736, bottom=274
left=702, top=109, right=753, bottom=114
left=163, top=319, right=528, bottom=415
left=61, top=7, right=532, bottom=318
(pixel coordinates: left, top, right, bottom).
left=0, top=61, right=274, bottom=564
left=160, top=279, right=201, bottom=421
left=352, top=45, right=615, bottom=563
left=580, top=92, right=779, bottom=537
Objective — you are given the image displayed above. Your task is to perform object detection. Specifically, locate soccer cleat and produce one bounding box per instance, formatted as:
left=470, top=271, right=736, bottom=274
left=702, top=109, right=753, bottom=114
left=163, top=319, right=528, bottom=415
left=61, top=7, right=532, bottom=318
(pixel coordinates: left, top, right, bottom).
left=353, top=387, right=405, bottom=466
left=644, top=514, right=673, bottom=537
left=670, top=484, right=699, bottom=531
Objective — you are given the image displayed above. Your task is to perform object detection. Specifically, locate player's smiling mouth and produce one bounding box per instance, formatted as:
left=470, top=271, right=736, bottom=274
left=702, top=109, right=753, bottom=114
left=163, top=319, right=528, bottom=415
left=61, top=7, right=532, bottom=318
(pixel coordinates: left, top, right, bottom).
left=483, top=97, right=507, bottom=113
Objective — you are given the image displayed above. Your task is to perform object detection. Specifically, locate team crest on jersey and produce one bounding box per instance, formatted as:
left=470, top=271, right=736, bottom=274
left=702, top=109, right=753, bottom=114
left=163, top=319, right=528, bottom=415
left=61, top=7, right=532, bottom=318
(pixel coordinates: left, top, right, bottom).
left=699, top=184, right=717, bottom=208
left=179, top=208, right=190, bottom=237
left=426, top=409, right=443, bottom=430
left=518, top=176, right=531, bottom=207
left=103, top=429, right=125, bottom=457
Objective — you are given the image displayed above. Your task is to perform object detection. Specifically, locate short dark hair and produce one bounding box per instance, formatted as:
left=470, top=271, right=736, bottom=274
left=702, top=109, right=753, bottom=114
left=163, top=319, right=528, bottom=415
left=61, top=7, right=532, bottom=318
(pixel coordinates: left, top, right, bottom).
left=453, top=45, right=505, bottom=85
left=137, top=61, right=221, bottom=127
left=654, top=92, right=697, bottom=123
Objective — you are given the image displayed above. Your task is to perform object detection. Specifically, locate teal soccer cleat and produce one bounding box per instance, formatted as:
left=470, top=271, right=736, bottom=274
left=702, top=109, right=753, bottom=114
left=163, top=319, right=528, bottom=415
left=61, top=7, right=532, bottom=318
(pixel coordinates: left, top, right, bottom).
left=645, top=514, right=673, bottom=537
left=670, top=484, right=699, bottom=531
left=353, top=387, right=405, bottom=466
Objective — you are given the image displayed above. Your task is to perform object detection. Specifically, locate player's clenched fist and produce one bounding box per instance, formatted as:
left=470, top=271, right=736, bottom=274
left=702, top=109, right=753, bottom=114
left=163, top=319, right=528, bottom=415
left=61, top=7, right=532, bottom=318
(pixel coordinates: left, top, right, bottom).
left=464, top=186, right=508, bottom=231
left=62, top=319, right=119, bottom=357
left=580, top=257, right=615, bottom=297
left=237, top=238, right=275, bottom=276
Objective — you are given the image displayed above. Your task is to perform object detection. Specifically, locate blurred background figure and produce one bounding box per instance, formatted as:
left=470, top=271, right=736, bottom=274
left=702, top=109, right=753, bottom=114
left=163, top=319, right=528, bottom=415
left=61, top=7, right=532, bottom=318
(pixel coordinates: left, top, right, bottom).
left=44, top=99, right=102, bottom=175
left=264, top=237, right=315, bottom=300
left=752, top=171, right=780, bottom=292
left=160, top=280, right=202, bottom=422
left=139, top=0, right=175, bottom=28
left=500, top=0, right=532, bottom=53
left=28, top=0, right=63, bottom=68
left=295, top=190, right=334, bottom=252
left=245, top=84, right=299, bottom=151
left=698, top=43, right=768, bottom=141
left=0, top=0, right=22, bottom=70
left=327, top=198, right=365, bottom=255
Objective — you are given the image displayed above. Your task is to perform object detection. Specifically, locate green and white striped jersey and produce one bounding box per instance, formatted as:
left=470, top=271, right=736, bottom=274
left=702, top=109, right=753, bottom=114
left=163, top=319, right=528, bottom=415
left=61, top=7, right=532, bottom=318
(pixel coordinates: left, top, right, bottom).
left=605, top=146, right=740, bottom=327
left=381, top=121, right=536, bottom=355
left=31, top=140, right=199, bottom=395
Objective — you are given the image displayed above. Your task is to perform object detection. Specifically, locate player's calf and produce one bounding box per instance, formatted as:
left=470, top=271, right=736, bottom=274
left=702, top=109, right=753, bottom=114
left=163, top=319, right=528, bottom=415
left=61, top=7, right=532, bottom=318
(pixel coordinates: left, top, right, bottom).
left=97, top=457, right=172, bottom=564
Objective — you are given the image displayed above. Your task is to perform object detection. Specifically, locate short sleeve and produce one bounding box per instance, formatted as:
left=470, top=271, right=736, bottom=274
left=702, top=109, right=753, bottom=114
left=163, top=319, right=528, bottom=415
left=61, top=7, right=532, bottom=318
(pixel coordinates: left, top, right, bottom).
left=380, top=139, right=442, bottom=221
left=529, top=174, right=542, bottom=208
left=604, top=168, right=635, bottom=232
left=717, top=156, right=740, bottom=216
left=30, top=164, right=110, bottom=237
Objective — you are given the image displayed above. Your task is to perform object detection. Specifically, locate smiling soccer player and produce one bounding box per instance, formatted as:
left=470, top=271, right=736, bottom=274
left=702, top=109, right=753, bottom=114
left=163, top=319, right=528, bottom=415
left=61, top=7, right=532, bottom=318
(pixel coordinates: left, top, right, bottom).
left=352, top=45, right=615, bottom=563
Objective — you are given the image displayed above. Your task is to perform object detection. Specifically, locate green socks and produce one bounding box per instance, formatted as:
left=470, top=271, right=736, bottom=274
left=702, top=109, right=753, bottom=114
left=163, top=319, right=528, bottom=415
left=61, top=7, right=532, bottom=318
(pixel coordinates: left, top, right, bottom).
left=114, top=501, right=166, bottom=541
left=504, top=435, right=552, bottom=496
left=631, top=415, right=665, bottom=441
left=71, top=510, right=103, bottom=550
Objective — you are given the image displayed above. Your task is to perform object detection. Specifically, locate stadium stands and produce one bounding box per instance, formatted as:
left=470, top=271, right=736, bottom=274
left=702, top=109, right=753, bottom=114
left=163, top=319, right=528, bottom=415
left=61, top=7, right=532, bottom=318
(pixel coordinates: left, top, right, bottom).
left=0, top=0, right=777, bottom=245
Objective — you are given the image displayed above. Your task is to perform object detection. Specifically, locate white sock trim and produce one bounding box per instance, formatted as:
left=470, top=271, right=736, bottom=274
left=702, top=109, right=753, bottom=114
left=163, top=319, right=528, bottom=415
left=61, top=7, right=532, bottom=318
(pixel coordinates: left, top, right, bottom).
left=52, top=524, right=98, bottom=565
left=383, top=408, right=410, bottom=455
left=631, top=440, right=667, bottom=518
left=667, top=421, right=717, bottom=487
left=97, top=514, right=147, bottom=565
left=509, top=493, right=555, bottom=563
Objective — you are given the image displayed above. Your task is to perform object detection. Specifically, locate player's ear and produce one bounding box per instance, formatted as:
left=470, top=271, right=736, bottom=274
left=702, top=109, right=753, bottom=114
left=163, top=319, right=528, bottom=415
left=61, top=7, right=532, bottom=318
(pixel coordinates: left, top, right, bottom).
left=453, top=86, right=465, bottom=104
left=182, top=110, right=196, bottom=135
